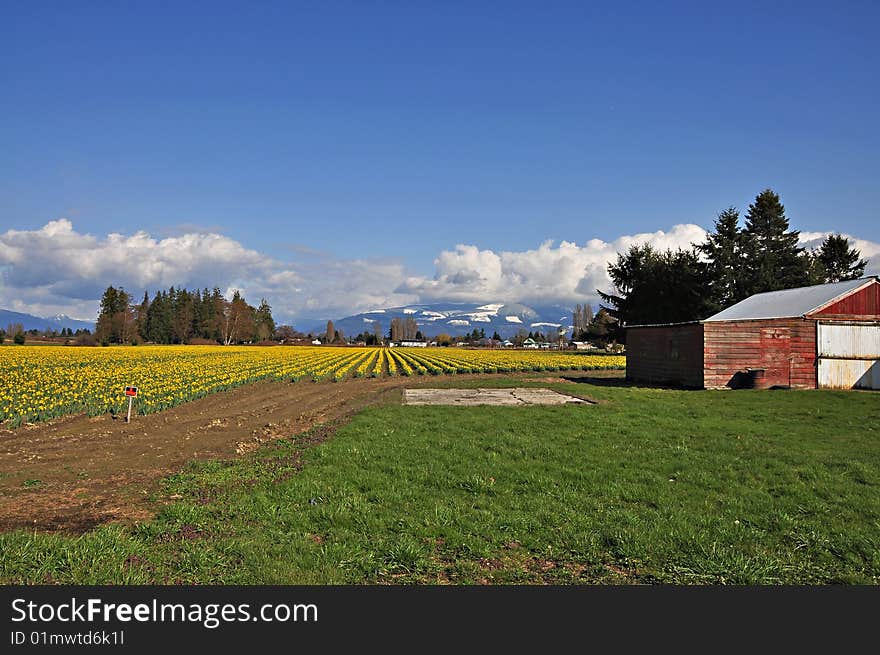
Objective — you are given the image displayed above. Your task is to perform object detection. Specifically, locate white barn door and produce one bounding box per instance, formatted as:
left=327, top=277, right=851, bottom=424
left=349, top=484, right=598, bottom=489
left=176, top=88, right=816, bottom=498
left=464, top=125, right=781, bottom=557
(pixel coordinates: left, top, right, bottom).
left=817, top=322, right=880, bottom=390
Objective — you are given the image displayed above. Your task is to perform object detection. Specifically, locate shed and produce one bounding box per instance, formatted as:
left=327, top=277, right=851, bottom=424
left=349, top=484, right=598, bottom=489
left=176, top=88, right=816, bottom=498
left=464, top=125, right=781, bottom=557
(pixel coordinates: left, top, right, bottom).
left=626, top=277, right=879, bottom=389
left=571, top=341, right=595, bottom=350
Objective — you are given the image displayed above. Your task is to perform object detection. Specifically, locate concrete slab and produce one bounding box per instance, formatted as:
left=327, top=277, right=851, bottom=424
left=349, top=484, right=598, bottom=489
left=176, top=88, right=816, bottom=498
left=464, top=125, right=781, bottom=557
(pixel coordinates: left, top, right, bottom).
left=403, top=388, right=591, bottom=406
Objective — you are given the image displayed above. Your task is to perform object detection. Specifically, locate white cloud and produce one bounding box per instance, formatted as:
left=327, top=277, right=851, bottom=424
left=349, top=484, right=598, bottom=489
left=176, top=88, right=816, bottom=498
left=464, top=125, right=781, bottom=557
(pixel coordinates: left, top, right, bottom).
left=0, top=219, right=415, bottom=322
left=1, top=219, right=877, bottom=324
left=396, top=227, right=880, bottom=311
left=397, top=224, right=710, bottom=306
left=0, top=219, right=271, bottom=318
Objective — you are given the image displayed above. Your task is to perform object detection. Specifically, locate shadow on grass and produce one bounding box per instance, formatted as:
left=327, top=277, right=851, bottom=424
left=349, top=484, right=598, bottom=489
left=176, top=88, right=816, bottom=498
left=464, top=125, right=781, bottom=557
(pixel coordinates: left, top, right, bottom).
left=561, top=375, right=703, bottom=390
left=561, top=375, right=636, bottom=387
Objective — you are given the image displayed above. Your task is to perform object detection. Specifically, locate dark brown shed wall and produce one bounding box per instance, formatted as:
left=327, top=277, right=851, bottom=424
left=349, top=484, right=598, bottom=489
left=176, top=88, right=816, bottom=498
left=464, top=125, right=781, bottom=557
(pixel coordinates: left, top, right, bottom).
left=702, top=319, right=817, bottom=389
left=626, top=324, right=704, bottom=387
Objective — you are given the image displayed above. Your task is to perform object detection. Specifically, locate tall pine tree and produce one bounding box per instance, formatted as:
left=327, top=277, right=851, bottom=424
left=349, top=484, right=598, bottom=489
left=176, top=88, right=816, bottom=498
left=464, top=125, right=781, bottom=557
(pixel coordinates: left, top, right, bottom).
left=699, top=207, right=746, bottom=310
left=814, top=234, right=868, bottom=283
left=741, top=189, right=811, bottom=295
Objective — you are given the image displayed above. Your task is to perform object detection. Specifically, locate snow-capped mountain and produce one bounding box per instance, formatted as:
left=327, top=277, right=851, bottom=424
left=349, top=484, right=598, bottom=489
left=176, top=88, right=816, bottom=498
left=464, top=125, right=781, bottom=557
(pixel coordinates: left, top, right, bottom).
left=300, top=302, right=580, bottom=339
left=0, top=309, right=95, bottom=332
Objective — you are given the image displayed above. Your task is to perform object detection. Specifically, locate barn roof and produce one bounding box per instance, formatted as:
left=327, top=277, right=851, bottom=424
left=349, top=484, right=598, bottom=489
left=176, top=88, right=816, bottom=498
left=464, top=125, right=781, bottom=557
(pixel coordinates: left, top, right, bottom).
left=705, top=277, right=876, bottom=322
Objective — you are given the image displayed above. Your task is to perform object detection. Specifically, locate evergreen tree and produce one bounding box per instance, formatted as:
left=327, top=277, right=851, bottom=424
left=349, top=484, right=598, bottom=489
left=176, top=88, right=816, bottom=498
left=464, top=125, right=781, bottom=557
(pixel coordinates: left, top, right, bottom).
left=153, top=290, right=175, bottom=343
left=95, top=286, right=118, bottom=343
left=586, top=308, right=616, bottom=348
left=206, top=288, right=225, bottom=341
left=171, top=287, right=194, bottom=343
left=814, top=234, right=868, bottom=283
left=699, top=207, right=746, bottom=310
left=254, top=299, right=276, bottom=341
left=741, top=189, right=811, bottom=295
left=96, top=286, right=134, bottom=344
left=135, top=291, right=150, bottom=342
left=191, top=289, right=203, bottom=339
left=599, top=244, right=713, bottom=334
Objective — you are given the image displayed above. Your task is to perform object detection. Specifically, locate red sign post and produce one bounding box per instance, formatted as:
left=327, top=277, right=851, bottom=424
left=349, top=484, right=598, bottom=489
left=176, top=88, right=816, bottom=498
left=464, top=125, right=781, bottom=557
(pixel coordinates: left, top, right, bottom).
left=124, top=386, right=138, bottom=422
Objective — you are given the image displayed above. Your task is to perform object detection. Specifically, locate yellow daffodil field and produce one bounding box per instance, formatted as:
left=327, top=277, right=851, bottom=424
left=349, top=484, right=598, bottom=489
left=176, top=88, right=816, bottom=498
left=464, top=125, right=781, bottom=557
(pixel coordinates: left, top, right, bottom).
left=0, top=346, right=624, bottom=427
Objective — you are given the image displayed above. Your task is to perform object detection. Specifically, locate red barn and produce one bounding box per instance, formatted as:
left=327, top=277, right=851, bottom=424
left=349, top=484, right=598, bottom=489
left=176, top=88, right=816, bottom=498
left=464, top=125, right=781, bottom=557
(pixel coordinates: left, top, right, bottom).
left=626, top=277, right=880, bottom=390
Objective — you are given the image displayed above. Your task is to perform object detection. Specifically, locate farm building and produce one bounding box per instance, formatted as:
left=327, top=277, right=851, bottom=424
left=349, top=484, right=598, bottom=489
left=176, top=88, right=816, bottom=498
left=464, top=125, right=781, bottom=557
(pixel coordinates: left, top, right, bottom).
left=397, top=339, right=428, bottom=347
left=571, top=341, right=595, bottom=350
left=626, top=277, right=880, bottom=390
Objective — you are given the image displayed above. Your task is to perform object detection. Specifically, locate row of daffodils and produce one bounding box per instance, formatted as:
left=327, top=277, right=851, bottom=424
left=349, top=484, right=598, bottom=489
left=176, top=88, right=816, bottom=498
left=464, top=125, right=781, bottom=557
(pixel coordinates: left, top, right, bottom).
left=0, top=346, right=624, bottom=427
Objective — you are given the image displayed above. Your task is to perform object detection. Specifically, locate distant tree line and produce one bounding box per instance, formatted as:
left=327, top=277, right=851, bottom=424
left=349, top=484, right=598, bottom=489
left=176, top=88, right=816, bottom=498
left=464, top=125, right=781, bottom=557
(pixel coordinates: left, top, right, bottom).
left=95, top=286, right=275, bottom=345
left=351, top=320, right=386, bottom=346
left=599, top=188, right=869, bottom=338
left=1, top=323, right=94, bottom=346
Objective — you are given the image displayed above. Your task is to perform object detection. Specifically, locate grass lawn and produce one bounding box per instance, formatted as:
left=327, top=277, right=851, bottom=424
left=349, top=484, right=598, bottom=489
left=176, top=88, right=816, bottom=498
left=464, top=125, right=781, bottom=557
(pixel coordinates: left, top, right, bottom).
left=1, top=378, right=878, bottom=584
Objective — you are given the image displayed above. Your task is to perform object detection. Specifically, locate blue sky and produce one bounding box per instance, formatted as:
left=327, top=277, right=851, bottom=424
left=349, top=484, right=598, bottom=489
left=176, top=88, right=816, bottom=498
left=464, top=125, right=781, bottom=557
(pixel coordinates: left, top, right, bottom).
left=1, top=1, right=879, bottom=321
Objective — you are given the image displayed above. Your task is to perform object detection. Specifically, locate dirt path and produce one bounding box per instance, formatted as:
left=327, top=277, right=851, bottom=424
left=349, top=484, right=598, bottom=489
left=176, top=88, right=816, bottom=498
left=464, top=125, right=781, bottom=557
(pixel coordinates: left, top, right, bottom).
left=0, top=371, right=613, bottom=533
left=0, top=377, right=413, bottom=532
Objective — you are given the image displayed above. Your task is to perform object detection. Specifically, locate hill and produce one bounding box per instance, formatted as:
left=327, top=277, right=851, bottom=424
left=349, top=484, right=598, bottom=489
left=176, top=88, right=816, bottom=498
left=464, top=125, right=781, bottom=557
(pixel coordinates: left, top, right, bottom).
left=0, top=309, right=95, bottom=333
left=301, top=302, right=577, bottom=339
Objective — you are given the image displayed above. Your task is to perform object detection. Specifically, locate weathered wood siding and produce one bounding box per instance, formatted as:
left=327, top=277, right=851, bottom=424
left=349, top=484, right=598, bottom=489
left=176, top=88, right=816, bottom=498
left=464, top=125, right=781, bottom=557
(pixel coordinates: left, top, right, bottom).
left=810, top=279, right=880, bottom=320
left=626, top=324, right=704, bottom=387
left=702, top=319, right=817, bottom=389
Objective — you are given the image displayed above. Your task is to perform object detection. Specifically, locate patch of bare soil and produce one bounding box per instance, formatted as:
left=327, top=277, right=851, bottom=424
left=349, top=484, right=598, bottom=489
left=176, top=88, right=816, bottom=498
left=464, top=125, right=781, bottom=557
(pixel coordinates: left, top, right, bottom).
left=0, top=378, right=403, bottom=532
left=0, top=370, right=614, bottom=533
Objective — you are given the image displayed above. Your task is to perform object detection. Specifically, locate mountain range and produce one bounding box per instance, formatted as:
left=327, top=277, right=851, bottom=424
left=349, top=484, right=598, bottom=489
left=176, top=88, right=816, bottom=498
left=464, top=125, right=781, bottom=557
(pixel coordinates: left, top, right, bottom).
left=296, top=302, right=578, bottom=339
left=0, top=309, right=96, bottom=333
left=0, top=302, right=582, bottom=340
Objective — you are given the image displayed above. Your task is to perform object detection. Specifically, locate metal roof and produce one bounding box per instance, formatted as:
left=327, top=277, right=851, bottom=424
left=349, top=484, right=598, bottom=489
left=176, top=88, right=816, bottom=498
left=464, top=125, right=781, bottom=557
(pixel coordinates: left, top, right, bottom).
left=704, top=277, right=876, bottom=322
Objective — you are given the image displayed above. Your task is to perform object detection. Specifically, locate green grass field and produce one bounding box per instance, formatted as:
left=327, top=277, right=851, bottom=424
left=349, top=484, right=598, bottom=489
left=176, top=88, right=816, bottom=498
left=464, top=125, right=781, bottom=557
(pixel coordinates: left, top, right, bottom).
left=1, top=378, right=878, bottom=584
